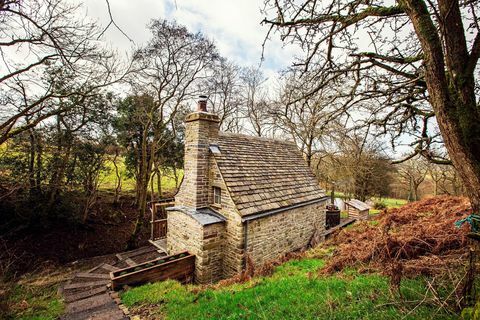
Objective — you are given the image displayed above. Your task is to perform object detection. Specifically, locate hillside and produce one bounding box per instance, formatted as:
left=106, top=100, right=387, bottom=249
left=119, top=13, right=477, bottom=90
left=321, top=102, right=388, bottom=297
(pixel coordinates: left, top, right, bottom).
left=2, top=196, right=475, bottom=319
left=118, top=196, right=475, bottom=320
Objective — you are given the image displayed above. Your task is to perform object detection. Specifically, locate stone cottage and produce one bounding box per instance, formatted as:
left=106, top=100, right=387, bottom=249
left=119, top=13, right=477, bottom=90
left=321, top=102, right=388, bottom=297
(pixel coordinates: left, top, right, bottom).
left=166, top=97, right=328, bottom=283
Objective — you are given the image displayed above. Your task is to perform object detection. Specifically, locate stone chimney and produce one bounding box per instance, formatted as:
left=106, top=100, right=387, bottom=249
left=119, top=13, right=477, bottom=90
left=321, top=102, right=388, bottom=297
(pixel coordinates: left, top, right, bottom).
left=176, top=96, right=220, bottom=208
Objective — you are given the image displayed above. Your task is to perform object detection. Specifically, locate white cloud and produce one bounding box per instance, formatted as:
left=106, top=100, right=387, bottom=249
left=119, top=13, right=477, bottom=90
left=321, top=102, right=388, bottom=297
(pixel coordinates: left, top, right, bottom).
left=80, top=0, right=301, bottom=78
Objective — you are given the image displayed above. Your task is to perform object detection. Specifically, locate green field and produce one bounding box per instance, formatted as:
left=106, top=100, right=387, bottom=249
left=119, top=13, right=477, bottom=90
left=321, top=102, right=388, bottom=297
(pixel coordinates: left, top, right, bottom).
left=121, top=257, right=456, bottom=320
left=98, top=160, right=182, bottom=194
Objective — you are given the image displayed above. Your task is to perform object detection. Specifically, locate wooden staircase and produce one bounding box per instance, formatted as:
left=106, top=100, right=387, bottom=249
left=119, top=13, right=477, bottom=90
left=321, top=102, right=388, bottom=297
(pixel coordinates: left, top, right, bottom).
left=60, top=245, right=167, bottom=320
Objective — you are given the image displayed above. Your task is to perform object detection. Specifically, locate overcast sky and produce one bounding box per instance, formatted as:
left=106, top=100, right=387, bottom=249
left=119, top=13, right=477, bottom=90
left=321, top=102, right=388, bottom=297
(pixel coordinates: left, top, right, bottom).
left=79, top=0, right=412, bottom=156
left=81, top=0, right=297, bottom=82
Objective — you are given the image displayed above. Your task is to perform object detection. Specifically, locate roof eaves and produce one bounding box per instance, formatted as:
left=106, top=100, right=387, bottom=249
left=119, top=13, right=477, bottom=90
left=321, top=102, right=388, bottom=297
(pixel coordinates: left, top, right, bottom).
left=241, top=196, right=329, bottom=222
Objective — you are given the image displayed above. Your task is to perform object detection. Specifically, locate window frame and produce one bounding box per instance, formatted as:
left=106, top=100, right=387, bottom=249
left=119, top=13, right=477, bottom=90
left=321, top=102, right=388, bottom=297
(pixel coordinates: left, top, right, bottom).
left=213, top=186, right=222, bottom=205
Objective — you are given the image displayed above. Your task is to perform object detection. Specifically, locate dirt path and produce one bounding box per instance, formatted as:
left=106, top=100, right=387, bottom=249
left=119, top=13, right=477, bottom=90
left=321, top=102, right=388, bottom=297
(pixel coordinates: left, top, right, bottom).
left=60, top=245, right=166, bottom=320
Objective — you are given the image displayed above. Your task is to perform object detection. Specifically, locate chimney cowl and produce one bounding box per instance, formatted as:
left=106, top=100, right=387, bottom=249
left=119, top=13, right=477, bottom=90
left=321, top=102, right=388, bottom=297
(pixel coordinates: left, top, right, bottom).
left=197, top=95, right=208, bottom=112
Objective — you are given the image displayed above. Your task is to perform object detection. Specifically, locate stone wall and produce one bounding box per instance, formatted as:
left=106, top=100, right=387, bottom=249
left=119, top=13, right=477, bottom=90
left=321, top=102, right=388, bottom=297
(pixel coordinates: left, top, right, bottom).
left=175, top=112, right=219, bottom=208
left=209, top=158, right=244, bottom=278
left=167, top=210, right=225, bottom=284
left=245, top=201, right=327, bottom=267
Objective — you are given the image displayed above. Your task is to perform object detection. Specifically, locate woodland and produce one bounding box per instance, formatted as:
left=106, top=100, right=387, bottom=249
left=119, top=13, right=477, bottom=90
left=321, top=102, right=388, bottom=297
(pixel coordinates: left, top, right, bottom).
left=1, top=0, right=479, bottom=318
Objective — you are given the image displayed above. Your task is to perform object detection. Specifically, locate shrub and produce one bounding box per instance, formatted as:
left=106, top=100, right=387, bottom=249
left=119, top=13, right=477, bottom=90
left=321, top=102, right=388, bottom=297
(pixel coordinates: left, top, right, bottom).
left=373, top=201, right=387, bottom=210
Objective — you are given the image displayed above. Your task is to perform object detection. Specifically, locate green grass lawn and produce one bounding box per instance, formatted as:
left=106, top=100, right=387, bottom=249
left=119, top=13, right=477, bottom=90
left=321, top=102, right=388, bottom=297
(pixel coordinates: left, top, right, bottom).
left=373, top=197, right=408, bottom=208
left=121, top=258, right=457, bottom=320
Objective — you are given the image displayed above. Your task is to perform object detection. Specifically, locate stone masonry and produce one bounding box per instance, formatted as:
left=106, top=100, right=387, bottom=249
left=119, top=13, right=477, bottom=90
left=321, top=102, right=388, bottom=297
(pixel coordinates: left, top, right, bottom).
left=167, top=98, right=327, bottom=284
left=175, top=111, right=219, bottom=208
left=245, top=201, right=327, bottom=266
left=167, top=211, right=224, bottom=284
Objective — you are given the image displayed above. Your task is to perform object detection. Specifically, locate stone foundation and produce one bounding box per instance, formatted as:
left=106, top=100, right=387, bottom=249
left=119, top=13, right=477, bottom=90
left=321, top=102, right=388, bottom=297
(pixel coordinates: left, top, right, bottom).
left=167, top=211, right=224, bottom=284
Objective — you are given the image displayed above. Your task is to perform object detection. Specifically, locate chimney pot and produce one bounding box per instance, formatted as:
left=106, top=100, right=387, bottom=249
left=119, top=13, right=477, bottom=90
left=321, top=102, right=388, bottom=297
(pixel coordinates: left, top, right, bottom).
left=197, top=95, right=208, bottom=112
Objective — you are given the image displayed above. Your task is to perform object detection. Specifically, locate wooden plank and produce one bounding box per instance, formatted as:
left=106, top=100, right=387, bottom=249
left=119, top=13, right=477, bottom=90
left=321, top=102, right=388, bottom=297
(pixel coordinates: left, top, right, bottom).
left=86, top=263, right=105, bottom=274
left=111, top=253, right=195, bottom=290
left=101, top=263, right=119, bottom=272
left=111, top=251, right=189, bottom=276
left=64, top=286, right=108, bottom=303
left=66, top=293, right=113, bottom=313
left=61, top=301, right=119, bottom=320
left=64, top=280, right=109, bottom=290
left=88, top=308, right=127, bottom=320
left=75, top=273, right=110, bottom=280
left=149, top=239, right=167, bottom=253
left=117, top=245, right=157, bottom=260
left=125, top=258, right=136, bottom=267
left=322, top=218, right=356, bottom=237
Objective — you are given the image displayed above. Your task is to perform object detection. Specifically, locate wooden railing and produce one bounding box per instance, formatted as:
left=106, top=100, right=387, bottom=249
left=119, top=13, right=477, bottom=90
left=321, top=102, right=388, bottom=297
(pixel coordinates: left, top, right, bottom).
left=152, top=219, right=168, bottom=240
left=149, top=199, right=174, bottom=240
left=110, top=251, right=195, bottom=290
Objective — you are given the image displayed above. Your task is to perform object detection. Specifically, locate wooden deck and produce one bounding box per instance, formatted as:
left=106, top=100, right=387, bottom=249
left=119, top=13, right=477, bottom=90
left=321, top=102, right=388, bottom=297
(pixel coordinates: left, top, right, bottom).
left=322, top=218, right=356, bottom=238
left=149, top=238, right=167, bottom=254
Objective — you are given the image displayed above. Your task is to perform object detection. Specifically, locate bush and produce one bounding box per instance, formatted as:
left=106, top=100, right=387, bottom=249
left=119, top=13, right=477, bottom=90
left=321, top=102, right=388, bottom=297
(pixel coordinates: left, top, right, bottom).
left=373, top=201, right=387, bottom=210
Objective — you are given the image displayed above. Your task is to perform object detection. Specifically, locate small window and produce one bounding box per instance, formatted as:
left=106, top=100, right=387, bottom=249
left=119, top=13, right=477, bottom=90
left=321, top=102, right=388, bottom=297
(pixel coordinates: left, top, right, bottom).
left=209, top=144, right=221, bottom=154
left=213, top=186, right=222, bottom=205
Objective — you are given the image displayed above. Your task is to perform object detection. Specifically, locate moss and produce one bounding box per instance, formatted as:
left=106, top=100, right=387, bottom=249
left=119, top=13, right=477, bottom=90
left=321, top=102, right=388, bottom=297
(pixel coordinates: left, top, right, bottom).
left=462, top=299, right=480, bottom=320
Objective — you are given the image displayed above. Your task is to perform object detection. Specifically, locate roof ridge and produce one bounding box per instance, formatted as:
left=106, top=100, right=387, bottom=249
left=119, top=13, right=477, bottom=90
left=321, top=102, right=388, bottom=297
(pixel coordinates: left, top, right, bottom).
left=218, top=132, right=296, bottom=146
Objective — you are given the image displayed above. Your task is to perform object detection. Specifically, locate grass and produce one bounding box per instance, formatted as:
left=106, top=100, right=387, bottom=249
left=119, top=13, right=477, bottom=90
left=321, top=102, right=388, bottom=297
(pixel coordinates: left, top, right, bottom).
left=370, top=197, right=408, bottom=215
left=374, top=197, right=408, bottom=208
left=97, top=159, right=182, bottom=194
left=3, top=275, right=65, bottom=320
left=121, top=258, right=457, bottom=320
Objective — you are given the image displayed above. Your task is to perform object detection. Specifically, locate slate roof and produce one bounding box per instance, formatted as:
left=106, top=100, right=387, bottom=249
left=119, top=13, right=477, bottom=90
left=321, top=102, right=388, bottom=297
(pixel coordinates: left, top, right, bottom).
left=166, top=206, right=226, bottom=225
left=345, top=199, right=370, bottom=211
left=214, top=133, right=326, bottom=217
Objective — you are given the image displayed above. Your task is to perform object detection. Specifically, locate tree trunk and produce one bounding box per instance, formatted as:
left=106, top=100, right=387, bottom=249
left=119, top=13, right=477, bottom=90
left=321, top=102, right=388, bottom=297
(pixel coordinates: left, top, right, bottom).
left=35, top=133, right=42, bottom=193
left=112, top=151, right=121, bottom=204
left=156, top=168, right=162, bottom=199
left=413, top=183, right=419, bottom=202
left=173, top=167, right=179, bottom=188
left=403, top=0, right=480, bottom=211
left=28, top=129, right=36, bottom=194
left=150, top=170, right=155, bottom=203
left=128, top=125, right=154, bottom=249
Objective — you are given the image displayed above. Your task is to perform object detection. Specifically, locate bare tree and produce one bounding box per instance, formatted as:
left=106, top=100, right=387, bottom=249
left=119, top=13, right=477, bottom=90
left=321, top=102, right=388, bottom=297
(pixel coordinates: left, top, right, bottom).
left=263, top=0, right=480, bottom=210
left=397, top=158, right=429, bottom=201
left=206, top=59, right=244, bottom=132
left=0, top=0, right=128, bottom=144
left=240, top=67, right=273, bottom=137
left=274, top=75, right=348, bottom=166
left=124, top=20, right=220, bottom=247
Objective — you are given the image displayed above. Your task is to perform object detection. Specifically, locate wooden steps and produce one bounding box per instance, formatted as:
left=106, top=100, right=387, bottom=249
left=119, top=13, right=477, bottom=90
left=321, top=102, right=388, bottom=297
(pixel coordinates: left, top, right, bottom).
left=75, top=272, right=110, bottom=280
left=60, top=244, right=167, bottom=320
left=64, top=286, right=108, bottom=303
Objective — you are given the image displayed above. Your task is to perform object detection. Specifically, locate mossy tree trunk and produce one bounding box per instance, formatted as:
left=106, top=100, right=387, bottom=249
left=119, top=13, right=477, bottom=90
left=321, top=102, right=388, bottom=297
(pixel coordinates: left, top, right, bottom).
left=401, top=0, right=480, bottom=211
